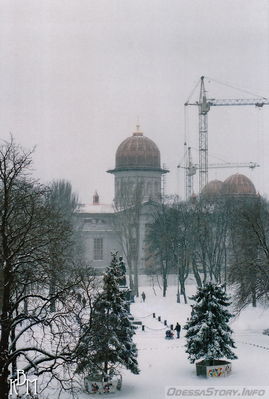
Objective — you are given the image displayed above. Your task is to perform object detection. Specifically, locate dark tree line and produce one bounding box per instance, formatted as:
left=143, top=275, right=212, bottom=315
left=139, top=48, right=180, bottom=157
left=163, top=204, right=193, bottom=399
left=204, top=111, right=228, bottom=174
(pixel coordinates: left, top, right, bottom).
left=147, top=193, right=269, bottom=308
left=147, top=196, right=227, bottom=302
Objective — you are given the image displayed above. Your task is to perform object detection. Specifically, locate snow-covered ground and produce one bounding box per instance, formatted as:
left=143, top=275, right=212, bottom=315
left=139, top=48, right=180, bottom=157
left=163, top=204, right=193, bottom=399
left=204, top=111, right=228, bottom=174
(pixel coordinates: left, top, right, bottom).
left=74, top=277, right=269, bottom=399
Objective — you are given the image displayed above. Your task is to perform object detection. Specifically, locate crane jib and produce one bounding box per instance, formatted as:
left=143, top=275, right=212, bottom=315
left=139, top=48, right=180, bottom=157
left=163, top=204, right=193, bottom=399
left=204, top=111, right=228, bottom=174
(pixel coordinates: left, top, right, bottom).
left=208, top=99, right=269, bottom=107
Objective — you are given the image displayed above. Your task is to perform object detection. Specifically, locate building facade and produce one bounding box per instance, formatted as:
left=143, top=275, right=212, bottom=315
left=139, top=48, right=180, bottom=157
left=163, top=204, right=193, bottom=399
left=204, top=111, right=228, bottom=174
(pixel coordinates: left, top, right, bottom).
left=77, top=126, right=168, bottom=272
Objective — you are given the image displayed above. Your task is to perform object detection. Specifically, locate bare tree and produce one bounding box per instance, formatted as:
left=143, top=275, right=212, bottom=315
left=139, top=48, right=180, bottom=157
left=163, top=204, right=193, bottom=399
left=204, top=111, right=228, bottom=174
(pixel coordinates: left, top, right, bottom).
left=0, top=138, right=92, bottom=398
left=192, top=196, right=229, bottom=284
left=227, top=195, right=269, bottom=309
left=49, top=179, right=78, bottom=217
left=169, top=201, right=191, bottom=303
left=47, top=179, right=80, bottom=312
left=112, top=182, right=143, bottom=297
left=146, top=198, right=174, bottom=297
left=147, top=198, right=191, bottom=302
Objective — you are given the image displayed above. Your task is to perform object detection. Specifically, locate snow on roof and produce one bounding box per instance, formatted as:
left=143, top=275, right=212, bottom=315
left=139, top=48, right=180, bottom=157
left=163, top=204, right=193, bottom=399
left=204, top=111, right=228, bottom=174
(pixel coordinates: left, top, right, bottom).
left=76, top=203, right=114, bottom=214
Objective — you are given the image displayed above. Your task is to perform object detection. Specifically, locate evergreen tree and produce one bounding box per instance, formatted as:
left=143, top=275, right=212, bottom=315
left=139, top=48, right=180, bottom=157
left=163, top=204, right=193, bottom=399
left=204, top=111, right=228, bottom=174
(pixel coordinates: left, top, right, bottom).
left=184, top=282, right=237, bottom=364
left=76, top=253, right=139, bottom=377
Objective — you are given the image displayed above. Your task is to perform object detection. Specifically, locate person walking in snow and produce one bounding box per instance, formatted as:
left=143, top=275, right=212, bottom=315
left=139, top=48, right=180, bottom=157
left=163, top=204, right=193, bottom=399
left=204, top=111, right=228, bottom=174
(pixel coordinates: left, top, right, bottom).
left=175, top=322, right=181, bottom=338
left=141, top=291, right=146, bottom=302
left=91, top=383, right=99, bottom=393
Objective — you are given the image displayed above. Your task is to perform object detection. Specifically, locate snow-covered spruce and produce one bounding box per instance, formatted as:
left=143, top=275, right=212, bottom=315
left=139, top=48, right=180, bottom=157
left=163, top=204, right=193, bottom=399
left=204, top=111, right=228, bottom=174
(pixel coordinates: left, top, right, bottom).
left=75, top=252, right=139, bottom=378
left=184, top=282, right=237, bottom=364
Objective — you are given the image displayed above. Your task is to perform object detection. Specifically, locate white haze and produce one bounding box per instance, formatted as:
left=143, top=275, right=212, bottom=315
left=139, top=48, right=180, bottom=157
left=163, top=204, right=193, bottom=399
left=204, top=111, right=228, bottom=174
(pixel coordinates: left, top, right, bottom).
left=0, top=0, right=268, bottom=203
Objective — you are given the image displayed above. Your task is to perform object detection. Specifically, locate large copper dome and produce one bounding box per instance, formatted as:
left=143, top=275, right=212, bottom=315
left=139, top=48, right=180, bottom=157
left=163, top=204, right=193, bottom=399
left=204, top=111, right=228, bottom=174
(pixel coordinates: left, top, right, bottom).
left=201, top=180, right=224, bottom=197
left=222, top=173, right=256, bottom=196
left=115, top=130, right=161, bottom=170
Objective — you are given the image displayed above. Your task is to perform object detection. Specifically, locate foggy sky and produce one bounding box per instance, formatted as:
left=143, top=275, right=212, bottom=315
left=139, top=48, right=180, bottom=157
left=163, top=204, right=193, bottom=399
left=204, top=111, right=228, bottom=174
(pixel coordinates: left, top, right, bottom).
left=0, top=0, right=268, bottom=203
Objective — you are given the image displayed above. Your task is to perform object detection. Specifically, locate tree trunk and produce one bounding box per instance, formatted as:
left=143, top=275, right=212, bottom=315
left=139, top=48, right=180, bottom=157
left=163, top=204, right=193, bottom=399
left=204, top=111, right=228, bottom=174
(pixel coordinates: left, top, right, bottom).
left=133, top=264, right=139, bottom=297
left=252, top=288, right=257, bottom=307
left=0, top=265, right=12, bottom=399
left=162, top=268, right=167, bottom=297
left=192, top=258, right=202, bottom=287
left=178, top=272, right=188, bottom=304
left=224, top=246, right=227, bottom=286
left=251, top=270, right=257, bottom=307
left=11, top=326, right=17, bottom=376
left=0, top=370, right=9, bottom=399
left=183, top=288, right=188, bottom=304
left=202, top=261, right=207, bottom=284
left=176, top=288, right=180, bottom=303
left=177, top=275, right=180, bottom=303
left=50, top=279, right=56, bottom=312
left=180, top=280, right=188, bottom=304
left=104, top=360, right=108, bottom=380
left=128, top=263, right=134, bottom=293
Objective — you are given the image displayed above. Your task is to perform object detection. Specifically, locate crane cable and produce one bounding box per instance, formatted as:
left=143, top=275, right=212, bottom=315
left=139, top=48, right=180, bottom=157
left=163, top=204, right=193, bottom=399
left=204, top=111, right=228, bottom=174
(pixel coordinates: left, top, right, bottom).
left=256, top=106, right=264, bottom=193
left=184, top=77, right=201, bottom=104
left=176, top=104, right=189, bottom=197
left=205, top=76, right=268, bottom=100
left=184, top=102, right=189, bottom=146
left=182, top=105, right=190, bottom=198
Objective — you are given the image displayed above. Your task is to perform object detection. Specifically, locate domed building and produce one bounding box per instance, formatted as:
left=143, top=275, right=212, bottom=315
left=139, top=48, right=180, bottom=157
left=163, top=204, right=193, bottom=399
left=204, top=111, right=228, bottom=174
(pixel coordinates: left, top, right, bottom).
left=201, top=179, right=224, bottom=198
left=222, top=173, right=256, bottom=196
left=77, top=126, right=168, bottom=274
left=108, top=126, right=168, bottom=204
left=115, top=130, right=160, bottom=169
left=200, top=174, right=256, bottom=199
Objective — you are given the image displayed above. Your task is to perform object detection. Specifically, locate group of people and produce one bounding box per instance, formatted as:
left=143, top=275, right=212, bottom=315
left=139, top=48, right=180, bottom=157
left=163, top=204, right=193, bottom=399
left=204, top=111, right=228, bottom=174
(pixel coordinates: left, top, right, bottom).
left=91, top=382, right=113, bottom=393
left=165, top=322, right=181, bottom=339
left=140, top=292, right=181, bottom=340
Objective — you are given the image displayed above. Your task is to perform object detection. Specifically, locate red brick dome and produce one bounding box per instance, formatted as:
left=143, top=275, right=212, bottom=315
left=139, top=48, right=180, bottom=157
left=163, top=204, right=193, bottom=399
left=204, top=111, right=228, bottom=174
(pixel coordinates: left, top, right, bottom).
left=201, top=180, right=224, bottom=197
left=222, top=173, right=256, bottom=196
left=115, top=130, right=160, bottom=170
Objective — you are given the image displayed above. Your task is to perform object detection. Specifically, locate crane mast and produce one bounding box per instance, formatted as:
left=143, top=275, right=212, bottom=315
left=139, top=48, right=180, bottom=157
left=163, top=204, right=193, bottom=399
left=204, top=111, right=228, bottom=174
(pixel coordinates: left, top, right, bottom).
left=198, top=76, right=210, bottom=192
left=184, top=144, right=196, bottom=200
left=185, top=76, right=269, bottom=193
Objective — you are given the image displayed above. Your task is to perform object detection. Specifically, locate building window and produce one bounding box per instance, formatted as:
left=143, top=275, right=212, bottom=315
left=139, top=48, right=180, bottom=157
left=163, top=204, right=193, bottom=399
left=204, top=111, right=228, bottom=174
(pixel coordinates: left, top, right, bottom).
left=94, top=238, right=103, bottom=260
left=154, top=181, right=159, bottom=196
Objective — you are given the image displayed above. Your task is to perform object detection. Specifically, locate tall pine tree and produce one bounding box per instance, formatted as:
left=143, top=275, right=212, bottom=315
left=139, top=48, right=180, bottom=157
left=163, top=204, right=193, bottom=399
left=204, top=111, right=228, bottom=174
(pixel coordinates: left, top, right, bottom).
left=184, top=282, right=237, bottom=364
left=76, top=253, right=139, bottom=378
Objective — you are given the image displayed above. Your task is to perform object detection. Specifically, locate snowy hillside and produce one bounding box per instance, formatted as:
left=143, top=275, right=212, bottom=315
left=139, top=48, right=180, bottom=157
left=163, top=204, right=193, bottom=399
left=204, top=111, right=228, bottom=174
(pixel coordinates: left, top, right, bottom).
left=63, top=277, right=269, bottom=399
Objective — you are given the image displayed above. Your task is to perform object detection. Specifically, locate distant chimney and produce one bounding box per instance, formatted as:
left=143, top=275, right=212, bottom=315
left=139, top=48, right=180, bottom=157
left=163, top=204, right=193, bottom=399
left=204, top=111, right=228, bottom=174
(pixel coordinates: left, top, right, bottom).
left=93, top=191, right=99, bottom=205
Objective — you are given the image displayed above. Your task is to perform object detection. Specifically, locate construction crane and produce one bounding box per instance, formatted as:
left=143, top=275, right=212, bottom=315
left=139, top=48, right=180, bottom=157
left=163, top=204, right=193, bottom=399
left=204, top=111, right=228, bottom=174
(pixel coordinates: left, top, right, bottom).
left=185, top=76, right=269, bottom=193
left=177, top=144, right=260, bottom=200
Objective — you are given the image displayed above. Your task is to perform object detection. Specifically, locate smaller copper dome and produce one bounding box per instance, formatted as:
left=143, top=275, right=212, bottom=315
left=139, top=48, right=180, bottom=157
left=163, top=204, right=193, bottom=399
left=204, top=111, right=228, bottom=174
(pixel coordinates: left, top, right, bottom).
left=201, top=180, right=223, bottom=197
left=222, top=173, right=256, bottom=196
left=115, top=130, right=161, bottom=170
